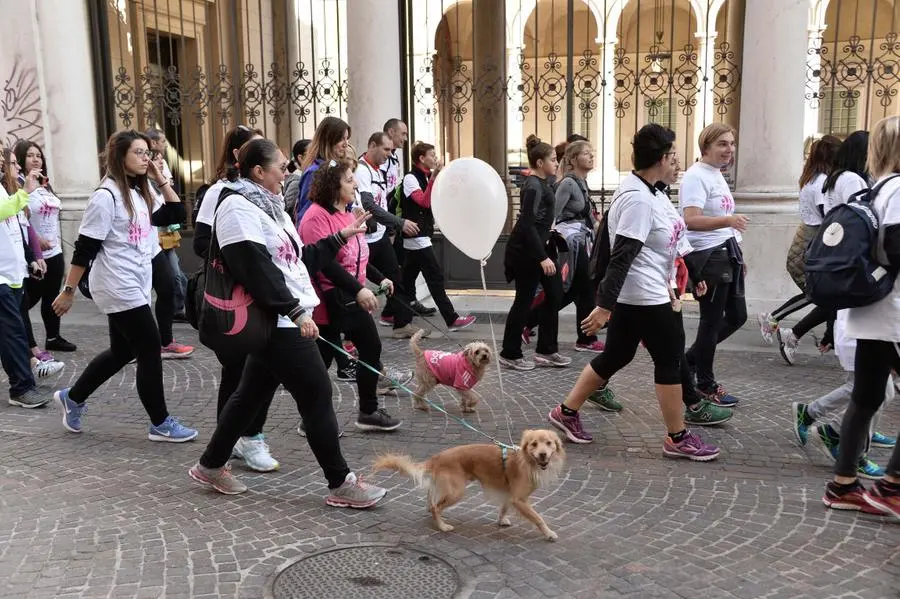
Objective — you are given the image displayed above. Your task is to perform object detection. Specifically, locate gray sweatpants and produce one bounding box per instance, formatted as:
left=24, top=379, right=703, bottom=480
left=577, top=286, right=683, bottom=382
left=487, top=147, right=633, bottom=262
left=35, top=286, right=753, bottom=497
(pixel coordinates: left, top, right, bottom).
left=807, top=372, right=895, bottom=435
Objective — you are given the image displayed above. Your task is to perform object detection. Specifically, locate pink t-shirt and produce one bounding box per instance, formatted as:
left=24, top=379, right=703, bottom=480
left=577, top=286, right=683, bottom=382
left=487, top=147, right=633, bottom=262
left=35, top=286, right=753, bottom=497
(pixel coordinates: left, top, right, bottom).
left=298, top=202, right=369, bottom=324
left=424, top=350, right=477, bottom=391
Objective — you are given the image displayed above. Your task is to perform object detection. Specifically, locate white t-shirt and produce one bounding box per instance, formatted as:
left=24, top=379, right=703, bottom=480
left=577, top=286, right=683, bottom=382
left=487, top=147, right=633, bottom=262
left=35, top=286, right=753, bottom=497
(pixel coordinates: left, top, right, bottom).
left=214, top=192, right=319, bottom=328
left=149, top=191, right=163, bottom=257
left=607, top=173, right=689, bottom=306
left=679, top=161, right=741, bottom=251
left=846, top=174, right=900, bottom=342
left=355, top=157, right=388, bottom=243
left=402, top=172, right=432, bottom=250
left=195, top=179, right=228, bottom=226
left=27, top=187, right=62, bottom=259
left=382, top=150, right=402, bottom=195
left=79, top=181, right=156, bottom=314
left=0, top=186, right=27, bottom=288
left=823, top=171, right=868, bottom=215
left=798, top=173, right=827, bottom=226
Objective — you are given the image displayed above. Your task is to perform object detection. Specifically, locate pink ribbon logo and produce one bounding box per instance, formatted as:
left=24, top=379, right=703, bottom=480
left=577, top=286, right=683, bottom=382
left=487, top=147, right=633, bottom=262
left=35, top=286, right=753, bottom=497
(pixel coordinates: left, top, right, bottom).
left=204, top=284, right=254, bottom=335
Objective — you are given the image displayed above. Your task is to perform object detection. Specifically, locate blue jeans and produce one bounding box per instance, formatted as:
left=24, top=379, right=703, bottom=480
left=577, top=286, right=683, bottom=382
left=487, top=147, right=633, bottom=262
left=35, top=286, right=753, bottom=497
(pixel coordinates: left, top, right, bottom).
left=164, top=249, right=187, bottom=314
left=0, top=284, right=36, bottom=397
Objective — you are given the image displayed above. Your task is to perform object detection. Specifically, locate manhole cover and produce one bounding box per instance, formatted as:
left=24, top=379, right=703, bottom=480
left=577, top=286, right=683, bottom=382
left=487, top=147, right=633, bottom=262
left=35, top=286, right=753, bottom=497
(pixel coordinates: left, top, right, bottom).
left=269, top=544, right=461, bottom=599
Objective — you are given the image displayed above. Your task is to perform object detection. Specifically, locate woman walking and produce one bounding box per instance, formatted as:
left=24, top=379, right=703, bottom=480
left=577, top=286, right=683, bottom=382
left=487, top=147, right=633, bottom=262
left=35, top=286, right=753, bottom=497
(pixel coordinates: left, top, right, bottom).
left=15, top=141, right=76, bottom=353
left=758, top=136, right=841, bottom=351
left=189, top=138, right=387, bottom=507
left=52, top=130, right=197, bottom=441
left=548, top=124, right=719, bottom=460
left=499, top=135, right=571, bottom=371
left=681, top=124, right=747, bottom=407
left=193, top=125, right=281, bottom=472
left=821, top=115, right=900, bottom=517
left=294, top=117, right=351, bottom=226
left=775, top=131, right=870, bottom=364
left=299, top=158, right=402, bottom=432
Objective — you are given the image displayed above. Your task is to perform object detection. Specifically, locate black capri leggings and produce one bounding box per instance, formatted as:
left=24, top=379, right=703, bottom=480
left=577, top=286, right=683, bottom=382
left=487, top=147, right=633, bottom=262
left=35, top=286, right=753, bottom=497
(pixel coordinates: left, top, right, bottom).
left=590, top=302, right=682, bottom=385
left=25, top=253, right=64, bottom=340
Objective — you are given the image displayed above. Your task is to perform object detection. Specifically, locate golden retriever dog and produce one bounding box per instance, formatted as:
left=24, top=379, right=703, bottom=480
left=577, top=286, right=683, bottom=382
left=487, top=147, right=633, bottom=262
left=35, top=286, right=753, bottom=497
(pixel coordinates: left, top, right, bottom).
left=373, top=429, right=566, bottom=541
left=409, top=329, right=491, bottom=413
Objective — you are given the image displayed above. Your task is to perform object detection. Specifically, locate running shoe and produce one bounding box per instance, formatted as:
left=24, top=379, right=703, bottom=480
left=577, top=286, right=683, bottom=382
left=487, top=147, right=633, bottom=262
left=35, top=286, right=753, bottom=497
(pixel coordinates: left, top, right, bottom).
left=777, top=328, right=799, bottom=366
left=586, top=386, right=621, bottom=412
left=499, top=356, right=535, bottom=371
left=684, top=400, right=733, bottom=426
left=522, top=327, right=534, bottom=345
left=816, top=423, right=841, bottom=461
left=757, top=312, right=776, bottom=345
left=148, top=416, right=198, bottom=442
left=189, top=463, right=247, bottom=495
left=864, top=479, right=900, bottom=519
left=662, top=431, right=720, bottom=461
left=548, top=405, right=593, bottom=443
left=232, top=434, right=279, bottom=472
left=857, top=457, right=885, bottom=480
left=698, top=384, right=739, bottom=408
left=449, top=315, right=476, bottom=331
left=161, top=342, right=194, bottom=359
left=325, top=472, right=387, bottom=509
left=54, top=388, right=86, bottom=433
left=534, top=352, right=572, bottom=368
left=791, top=402, right=813, bottom=445
left=871, top=432, right=897, bottom=449
left=574, top=340, right=605, bottom=353
left=822, top=480, right=882, bottom=514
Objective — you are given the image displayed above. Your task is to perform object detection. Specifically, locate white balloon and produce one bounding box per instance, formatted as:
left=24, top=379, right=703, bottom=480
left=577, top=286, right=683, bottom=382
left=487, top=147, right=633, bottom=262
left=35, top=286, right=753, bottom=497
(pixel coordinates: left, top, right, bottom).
left=431, top=158, right=508, bottom=261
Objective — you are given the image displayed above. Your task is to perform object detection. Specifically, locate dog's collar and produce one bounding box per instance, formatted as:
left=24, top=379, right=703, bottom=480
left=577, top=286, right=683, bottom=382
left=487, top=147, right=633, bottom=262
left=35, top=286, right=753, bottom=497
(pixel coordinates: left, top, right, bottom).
left=500, top=446, right=508, bottom=472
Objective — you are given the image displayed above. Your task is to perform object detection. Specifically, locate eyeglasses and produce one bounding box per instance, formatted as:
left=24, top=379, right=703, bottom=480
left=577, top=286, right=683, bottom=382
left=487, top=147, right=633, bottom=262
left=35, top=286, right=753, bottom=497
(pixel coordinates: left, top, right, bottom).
left=132, top=149, right=152, bottom=158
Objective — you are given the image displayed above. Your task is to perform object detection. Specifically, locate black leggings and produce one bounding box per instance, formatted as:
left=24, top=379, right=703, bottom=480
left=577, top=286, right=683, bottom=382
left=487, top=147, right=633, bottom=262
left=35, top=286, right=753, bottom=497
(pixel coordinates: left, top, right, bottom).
left=688, top=279, right=747, bottom=391
left=501, top=262, right=562, bottom=359
left=368, top=236, right=413, bottom=327
left=771, top=293, right=810, bottom=323
left=318, top=310, right=382, bottom=414
left=25, top=253, right=64, bottom=340
left=319, top=322, right=353, bottom=371
left=69, top=304, right=168, bottom=426
left=214, top=352, right=270, bottom=438
left=836, top=339, right=900, bottom=478
left=590, top=303, right=682, bottom=385
left=152, top=252, right=174, bottom=347
left=201, top=328, right=350, bottom=488
left=402, top=246, right=457, bottom=326
left=20, top=288, right=37, bottom=349
left=792, top=305, right=835, bottom=341
left=527, top=244, right=597, bottom=345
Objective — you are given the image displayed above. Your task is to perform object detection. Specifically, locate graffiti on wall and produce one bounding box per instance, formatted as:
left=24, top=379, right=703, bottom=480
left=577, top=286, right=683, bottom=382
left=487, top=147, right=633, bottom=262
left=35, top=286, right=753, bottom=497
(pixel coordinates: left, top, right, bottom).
left=1, top=55, right=44, bottom=147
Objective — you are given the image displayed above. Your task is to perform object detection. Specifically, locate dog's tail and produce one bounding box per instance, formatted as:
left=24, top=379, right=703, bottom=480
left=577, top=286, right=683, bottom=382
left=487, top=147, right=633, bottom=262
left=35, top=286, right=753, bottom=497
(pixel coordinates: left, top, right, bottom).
left=373, top=453, right=427, bottom=488
left=409, top=328, right=427, bottom=358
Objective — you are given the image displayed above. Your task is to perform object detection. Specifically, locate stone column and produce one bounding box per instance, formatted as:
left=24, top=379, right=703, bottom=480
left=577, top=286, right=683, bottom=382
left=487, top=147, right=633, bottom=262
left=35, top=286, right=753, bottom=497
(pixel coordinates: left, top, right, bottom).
left=472, top=0, right=508, bottom=179
left=346, top=0, right=403, bottom=150
left=692, top=32, right=717, bottom=155
left=598, top=40, right=619, bottom=186
left=733, top=0, right=809, bottom=312
left=33, top=0, right=102, bottom=252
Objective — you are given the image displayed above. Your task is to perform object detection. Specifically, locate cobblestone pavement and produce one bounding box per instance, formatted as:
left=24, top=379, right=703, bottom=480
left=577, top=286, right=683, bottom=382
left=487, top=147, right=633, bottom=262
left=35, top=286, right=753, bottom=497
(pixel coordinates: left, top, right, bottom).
left=2, top=315, right=899, bottom=599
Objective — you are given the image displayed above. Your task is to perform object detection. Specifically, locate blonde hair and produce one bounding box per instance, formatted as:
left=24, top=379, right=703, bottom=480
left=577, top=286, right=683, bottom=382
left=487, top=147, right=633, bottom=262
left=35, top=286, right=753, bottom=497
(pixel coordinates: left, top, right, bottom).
left=867, top=116, right=900, bottom=179
left=698, top=123, right=736, bottom=155
left=560, top=140, right=592, bottom=175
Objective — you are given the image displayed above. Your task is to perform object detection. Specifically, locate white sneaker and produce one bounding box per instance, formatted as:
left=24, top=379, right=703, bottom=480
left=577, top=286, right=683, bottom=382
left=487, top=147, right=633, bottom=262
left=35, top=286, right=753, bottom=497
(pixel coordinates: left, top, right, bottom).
left=778, top=328, right=799, bottom=366
left=32, top=357, right=65, bottom=379
left=231, top=434, right=279, bottom=472
left=325, top=472, right=387, bottom=509
left=757, top=312, right=776, bottom=345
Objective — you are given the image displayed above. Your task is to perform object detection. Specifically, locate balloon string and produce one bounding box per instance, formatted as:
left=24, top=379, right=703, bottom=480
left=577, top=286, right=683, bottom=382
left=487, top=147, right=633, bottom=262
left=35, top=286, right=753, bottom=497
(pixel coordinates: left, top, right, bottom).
left=481, top=258, right=515, bottom=448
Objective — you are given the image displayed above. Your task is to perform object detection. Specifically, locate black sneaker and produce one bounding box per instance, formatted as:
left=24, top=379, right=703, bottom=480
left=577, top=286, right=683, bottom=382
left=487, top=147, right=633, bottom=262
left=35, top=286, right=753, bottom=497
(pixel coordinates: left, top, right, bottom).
left=355, top=408, right=402, bottom=431
left=411, top=301, right=437, bottom=317
left=46, top=337, right=77, bottom=352
left=336, top=366, right=356, bottom=382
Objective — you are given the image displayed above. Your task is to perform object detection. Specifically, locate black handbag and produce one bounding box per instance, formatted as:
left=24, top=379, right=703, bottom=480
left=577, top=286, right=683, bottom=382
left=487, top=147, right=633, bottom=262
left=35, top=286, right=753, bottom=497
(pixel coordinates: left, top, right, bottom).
left=194, top=190, right=277, bottom=355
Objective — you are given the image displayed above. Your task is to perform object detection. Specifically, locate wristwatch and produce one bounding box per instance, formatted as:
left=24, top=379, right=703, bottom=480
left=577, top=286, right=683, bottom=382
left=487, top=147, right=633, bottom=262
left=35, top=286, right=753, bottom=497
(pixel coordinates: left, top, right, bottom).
left=63, top=285, right=75, bottom=294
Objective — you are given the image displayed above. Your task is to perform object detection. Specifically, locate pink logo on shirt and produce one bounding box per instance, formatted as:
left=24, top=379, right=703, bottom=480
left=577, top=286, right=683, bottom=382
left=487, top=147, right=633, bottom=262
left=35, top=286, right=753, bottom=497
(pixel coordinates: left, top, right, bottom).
left=668, top=218, right=686, bottom=250
left=128, top=221, right=147, bottom=245
left=720, top=194, right=735, bottom=214
left=276, top=238, right=298, bottom=266
left=38, top=202, right=57, bottom=218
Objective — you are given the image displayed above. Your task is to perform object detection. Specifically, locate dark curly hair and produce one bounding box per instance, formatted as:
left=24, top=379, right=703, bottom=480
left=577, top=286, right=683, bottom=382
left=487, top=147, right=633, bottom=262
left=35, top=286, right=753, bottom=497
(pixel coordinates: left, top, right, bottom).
left=309, top=158, right=356, bottom=213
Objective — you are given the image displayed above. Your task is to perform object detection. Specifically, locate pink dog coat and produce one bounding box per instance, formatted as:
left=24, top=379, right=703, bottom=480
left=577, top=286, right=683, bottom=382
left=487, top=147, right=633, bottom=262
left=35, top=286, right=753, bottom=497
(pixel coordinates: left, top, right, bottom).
left=423, top=350, right=477, bottom=391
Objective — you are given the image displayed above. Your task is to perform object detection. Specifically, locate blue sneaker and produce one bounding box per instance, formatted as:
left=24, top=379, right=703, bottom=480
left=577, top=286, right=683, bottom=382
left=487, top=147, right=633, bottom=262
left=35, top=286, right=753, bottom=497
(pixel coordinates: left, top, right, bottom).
left=857, top=456, right=886, bottom=480
left=816, top=423, right=840, bottom=461
left=791, top=402, right=812, bottom=445
left=700, top=384, right=739, bottom=408
left=54, top=388, right=86, bottom=433
left=148, top=416, right=198, bottom=443
left=871, top=432, right=896, bottom=449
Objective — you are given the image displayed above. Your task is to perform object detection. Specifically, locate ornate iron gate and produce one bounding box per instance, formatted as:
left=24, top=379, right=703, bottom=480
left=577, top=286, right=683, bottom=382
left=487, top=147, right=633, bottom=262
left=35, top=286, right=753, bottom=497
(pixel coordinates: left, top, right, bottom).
left=806, top=0, right=900, bottom=141
left=94, top=0, right=350, bottom=213
left=402, top=0, right=743, bottom=205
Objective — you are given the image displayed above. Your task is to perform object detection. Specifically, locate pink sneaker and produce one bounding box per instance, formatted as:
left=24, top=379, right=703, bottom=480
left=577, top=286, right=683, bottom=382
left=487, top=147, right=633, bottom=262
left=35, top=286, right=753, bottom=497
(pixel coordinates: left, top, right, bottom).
left=161, top=342, right=194, bottom=359
left=449, top=315, right=476, bottom=331
left=343, top=341, right=358, bottom=357
left=548, top=405, right=593, bottom=444
left=663, top=431, right=720, bottom=462
left=574, top=340, right=605, bottom=353
left=522, top=327, right=534, bottom=345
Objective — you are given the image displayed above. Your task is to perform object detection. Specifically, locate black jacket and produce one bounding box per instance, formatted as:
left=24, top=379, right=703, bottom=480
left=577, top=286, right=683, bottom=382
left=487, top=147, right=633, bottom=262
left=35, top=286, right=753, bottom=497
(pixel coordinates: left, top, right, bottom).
left=505, top=175, right=556, bottom=275
left=399, top=167, right=434, bottom=240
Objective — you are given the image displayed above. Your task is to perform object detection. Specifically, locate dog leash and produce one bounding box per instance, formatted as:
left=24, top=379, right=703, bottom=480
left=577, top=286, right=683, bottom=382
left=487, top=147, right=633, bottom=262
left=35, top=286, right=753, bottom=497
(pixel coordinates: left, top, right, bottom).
left=317, top=335, right=517, bottom=451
